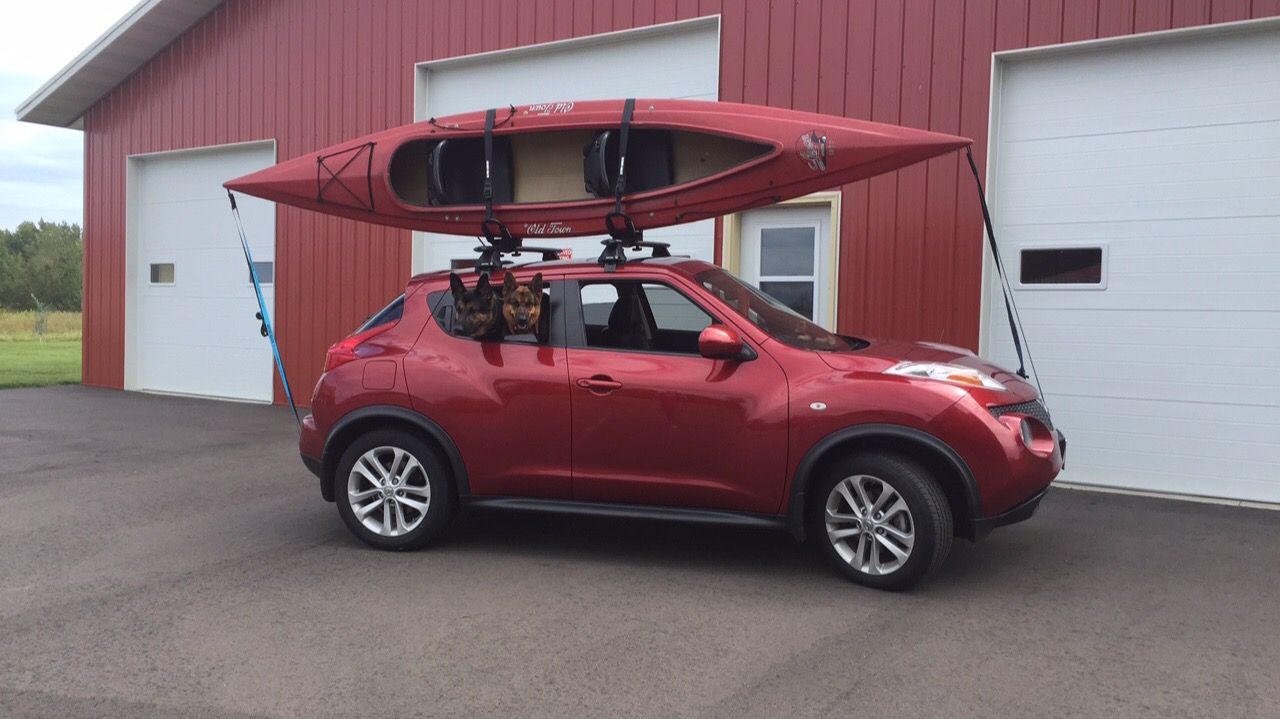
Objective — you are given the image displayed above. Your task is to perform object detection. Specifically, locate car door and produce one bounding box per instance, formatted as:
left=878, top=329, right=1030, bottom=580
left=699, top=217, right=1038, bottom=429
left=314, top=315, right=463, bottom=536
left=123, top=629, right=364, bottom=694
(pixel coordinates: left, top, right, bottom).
left=403, top=275, right=572, bottom=499
left=565, top=274, right=789, bottom=514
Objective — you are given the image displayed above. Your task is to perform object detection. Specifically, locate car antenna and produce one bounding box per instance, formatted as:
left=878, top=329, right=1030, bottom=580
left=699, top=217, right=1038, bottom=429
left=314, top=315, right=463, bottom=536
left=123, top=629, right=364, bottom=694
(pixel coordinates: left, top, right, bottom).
left=963, top=146, right=1046, bottom=404
left=227, top=190, right=301, bottom=427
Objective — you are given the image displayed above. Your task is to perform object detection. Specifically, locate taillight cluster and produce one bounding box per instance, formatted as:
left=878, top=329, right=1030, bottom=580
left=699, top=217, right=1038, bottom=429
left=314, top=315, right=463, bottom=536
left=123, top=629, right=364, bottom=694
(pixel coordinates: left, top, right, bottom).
left=324, top=323, right=396, bottom=372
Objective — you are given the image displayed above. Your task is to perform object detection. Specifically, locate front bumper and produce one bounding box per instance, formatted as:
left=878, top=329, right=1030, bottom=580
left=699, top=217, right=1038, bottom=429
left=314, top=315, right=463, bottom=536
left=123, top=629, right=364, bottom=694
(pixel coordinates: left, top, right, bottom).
left=971, top=485, right=1049, bottom=540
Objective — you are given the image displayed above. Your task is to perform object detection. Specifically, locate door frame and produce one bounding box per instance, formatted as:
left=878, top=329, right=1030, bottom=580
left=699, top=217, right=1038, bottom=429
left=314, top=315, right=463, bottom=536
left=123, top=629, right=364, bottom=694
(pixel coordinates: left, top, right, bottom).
left=124, top=138, right=277, bottom=397
left=721, top=190, right=842, bottom=330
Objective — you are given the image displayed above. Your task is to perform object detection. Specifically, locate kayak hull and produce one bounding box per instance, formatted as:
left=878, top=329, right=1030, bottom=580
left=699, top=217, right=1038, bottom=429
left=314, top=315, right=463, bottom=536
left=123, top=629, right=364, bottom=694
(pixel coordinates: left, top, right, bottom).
left=225, top=99, right=970, bottom=239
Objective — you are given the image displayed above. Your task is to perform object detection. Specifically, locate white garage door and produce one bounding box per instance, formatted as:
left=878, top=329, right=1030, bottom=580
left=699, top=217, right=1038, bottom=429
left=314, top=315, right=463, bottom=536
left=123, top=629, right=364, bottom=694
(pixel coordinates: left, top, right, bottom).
left=412, top=17, right=720, bottom=272
left=132, top=142, right=277, bottom=402
left=985, top=23, right=1280, bottom=502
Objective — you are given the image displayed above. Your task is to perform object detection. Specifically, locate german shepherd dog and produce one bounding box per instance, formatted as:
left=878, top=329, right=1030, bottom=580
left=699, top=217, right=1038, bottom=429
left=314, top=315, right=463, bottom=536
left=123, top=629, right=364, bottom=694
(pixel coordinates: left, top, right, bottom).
left=502, top=272, right=545, bottom=339
left=449, top=273, right=502, bottom=340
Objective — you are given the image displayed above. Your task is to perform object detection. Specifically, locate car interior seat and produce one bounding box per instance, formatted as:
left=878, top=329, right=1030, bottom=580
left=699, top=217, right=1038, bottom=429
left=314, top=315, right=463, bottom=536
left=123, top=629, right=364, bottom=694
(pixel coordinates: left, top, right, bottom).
left=601, top=286, right=653, bottom=350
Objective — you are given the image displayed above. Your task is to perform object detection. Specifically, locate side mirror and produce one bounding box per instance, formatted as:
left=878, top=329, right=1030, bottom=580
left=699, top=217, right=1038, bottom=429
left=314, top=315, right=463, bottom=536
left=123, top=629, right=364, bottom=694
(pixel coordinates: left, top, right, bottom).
left=698, top=324, right=751, bottom=361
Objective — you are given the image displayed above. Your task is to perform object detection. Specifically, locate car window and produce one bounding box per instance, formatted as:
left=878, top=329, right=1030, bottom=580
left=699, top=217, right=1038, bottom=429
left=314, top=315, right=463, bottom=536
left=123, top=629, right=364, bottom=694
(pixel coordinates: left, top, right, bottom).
left=427, top=282, right=555, bottom=345
left=576, top=279, right=713, bottom=355
left=359, top=294, right=405, bottom=332
left=696, top=268, right=864, bottom=351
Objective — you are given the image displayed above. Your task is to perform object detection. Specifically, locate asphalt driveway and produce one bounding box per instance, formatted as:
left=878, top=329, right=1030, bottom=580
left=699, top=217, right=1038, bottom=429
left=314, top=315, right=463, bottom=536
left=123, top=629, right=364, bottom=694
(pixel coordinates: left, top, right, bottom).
left=1, top=385, right=1278, bottom=718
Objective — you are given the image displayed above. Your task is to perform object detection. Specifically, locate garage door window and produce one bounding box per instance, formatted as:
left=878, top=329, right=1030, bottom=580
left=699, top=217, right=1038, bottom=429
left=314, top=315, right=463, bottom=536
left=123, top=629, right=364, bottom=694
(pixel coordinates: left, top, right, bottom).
left=247, top=261, right=274, bottom=284
left=1018, top=247, right=1105, bottom=288
left=149, top=263, right=174, bottom=284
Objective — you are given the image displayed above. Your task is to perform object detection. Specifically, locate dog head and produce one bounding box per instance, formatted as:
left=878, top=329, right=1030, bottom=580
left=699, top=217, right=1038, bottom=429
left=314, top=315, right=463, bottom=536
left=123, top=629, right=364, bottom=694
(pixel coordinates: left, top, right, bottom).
left=502, top=272, right=544, bottom=335
left=450, top=272, right=499, bottom=339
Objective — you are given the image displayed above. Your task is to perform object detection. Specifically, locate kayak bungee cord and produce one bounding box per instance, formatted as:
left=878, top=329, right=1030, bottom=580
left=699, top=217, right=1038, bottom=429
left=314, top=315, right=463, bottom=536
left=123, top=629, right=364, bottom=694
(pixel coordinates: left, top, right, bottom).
left=964, top=146, right=1046, bottom=404
left=227, top=190, right=301, bottom=427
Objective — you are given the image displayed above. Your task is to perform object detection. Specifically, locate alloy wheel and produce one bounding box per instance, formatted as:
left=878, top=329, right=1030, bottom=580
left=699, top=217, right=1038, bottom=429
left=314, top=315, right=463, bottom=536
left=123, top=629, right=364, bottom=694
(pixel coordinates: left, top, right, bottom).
left=824, top=474, right=915, bottom=576
left=346, top=446, right=432, bottom=537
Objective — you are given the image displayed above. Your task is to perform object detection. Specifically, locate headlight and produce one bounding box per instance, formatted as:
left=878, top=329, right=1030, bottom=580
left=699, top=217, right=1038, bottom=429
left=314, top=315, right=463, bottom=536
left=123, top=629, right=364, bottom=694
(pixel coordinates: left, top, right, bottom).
left=884, top=361, right=1006, bottom=391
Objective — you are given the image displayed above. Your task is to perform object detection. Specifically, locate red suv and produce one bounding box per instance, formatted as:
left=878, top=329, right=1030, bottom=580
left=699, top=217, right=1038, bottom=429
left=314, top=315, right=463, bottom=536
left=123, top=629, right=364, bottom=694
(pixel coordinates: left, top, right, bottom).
left=300, top=258, right=1064, bottom=590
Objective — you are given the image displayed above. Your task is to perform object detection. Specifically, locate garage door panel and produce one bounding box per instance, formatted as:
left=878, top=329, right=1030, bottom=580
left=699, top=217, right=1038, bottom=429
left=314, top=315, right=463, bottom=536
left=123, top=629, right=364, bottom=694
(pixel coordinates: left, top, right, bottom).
left=1063, top=461, right=1279, bottom=502
left=137, top=343, right=275, bottom=401
left=134, top=144, right=276, bottom=402
left=987, top=26, right=1280, bottom=501
left=137, top=295, right=271, bottom=351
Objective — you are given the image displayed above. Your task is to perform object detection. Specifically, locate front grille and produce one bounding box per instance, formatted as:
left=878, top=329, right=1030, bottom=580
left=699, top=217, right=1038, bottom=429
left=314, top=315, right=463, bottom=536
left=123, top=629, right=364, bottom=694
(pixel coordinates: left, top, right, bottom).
left=990, top=400, right=1054, bottom=430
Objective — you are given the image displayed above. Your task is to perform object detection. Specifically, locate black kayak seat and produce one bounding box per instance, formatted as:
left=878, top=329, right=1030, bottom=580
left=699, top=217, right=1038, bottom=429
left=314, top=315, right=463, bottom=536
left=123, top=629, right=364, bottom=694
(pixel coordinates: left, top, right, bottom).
left=428, top=137, right=514, bottom=206
left=583, top=129, right=674, bottom=198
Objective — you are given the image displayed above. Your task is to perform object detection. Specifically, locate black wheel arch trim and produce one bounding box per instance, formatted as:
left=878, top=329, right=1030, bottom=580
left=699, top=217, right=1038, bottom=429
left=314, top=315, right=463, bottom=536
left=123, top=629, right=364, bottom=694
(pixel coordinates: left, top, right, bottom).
left=786, top=424, right=982, bottom=541
left=320, top=405, right=469, bottom=501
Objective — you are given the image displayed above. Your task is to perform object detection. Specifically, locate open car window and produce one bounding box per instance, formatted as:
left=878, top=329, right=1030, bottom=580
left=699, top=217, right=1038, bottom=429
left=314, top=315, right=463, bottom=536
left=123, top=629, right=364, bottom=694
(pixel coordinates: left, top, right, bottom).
left=427, top=282, right=557, bottom=345
left=695, top=268, right=862, bottom=352
left=576, top=280, right=713, bottom=355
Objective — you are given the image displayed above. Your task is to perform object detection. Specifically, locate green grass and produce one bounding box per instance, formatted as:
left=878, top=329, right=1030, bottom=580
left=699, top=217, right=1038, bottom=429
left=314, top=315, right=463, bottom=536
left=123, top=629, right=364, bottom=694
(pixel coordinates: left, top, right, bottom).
left=0, top=340, right=82, bottom=389
left=0, top=311, right=83, bottom=388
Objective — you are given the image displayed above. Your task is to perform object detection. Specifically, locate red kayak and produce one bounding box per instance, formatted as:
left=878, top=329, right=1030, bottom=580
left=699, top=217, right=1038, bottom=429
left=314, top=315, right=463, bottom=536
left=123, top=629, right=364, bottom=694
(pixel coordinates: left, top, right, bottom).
left=225, top=98, right=969, bottom=239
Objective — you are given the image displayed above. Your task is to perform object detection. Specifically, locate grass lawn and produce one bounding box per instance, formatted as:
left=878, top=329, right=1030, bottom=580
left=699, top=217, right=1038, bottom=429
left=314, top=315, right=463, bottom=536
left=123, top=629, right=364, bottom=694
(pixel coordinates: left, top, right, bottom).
left=0, top=311, right=82, bottom=388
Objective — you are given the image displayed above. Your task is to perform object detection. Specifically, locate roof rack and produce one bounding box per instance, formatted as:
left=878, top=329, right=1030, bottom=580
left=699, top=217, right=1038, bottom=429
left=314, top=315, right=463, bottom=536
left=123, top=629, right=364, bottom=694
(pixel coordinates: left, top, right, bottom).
left=598, top=211, right=670, bottom=272
left=473, top=218, right=564, bottom=273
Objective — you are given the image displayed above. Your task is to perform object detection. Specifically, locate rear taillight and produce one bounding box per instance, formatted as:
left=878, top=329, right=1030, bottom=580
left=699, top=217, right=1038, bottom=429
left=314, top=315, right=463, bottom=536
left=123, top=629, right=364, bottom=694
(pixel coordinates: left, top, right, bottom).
left=324, top=323, right=396, bottom=373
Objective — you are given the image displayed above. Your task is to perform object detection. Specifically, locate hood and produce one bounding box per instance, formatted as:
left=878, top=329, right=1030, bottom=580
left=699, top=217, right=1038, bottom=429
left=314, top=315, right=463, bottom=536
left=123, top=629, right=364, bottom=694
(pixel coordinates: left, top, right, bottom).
left=819, top=338, right=1039, bottom=403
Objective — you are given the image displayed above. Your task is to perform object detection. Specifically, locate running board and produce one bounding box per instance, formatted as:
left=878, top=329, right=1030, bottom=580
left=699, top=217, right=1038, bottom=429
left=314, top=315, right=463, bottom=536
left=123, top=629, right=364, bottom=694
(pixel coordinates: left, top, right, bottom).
left=463, top=497, right=789, bottom=531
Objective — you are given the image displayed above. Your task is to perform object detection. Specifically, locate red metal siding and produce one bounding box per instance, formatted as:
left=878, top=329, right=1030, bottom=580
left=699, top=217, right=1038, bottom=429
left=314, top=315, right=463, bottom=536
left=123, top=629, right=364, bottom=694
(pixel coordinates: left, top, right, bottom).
left=80, top=0, right=1280, bottom=402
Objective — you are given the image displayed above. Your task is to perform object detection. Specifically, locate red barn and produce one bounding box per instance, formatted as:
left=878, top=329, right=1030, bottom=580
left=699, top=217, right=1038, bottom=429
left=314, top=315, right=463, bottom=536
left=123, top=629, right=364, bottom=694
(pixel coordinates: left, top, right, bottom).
left=17, top=1, right=1280, bottom=503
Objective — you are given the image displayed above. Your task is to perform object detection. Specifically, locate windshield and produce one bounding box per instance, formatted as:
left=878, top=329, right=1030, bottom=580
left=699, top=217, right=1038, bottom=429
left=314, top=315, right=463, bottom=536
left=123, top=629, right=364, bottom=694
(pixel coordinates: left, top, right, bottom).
left=695, top=269, right=862, bottom=351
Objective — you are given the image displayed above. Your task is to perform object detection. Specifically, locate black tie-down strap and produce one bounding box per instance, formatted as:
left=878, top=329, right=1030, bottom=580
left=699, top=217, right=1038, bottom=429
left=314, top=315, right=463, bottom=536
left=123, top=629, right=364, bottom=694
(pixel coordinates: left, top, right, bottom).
left=613, top=97, right=636, bottom=215
left=483, top=108, right=496, bottom=222
left=599, top=99, right=640, bottom=269
left=965, top=147, right=1043, bottom=398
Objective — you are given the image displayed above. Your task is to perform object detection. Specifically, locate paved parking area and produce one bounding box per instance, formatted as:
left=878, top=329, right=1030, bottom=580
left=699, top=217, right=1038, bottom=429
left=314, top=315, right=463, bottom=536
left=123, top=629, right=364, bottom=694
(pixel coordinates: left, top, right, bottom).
left=2, top=385, right=1278, bottom=718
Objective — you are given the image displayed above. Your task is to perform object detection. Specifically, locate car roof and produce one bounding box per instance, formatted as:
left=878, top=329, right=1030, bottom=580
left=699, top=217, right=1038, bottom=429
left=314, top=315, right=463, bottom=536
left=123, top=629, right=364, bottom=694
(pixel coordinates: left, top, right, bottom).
left=407, top=255, right=717, bottom=290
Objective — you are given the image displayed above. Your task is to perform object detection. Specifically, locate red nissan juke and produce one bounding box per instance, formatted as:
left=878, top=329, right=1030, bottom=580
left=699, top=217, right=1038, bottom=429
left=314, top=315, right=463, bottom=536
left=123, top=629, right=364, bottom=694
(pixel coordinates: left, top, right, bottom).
left=299, top=258, right=1064, bottom=590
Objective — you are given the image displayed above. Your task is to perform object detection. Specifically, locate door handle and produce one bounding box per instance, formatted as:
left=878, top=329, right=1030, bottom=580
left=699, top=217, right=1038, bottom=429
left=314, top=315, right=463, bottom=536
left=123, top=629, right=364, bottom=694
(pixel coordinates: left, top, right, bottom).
left=576, top=376, right=623, bottom=393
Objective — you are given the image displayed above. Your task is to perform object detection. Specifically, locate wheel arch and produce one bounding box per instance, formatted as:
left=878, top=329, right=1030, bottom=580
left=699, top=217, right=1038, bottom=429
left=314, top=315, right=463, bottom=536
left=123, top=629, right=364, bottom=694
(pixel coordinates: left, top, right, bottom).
left=320, top=405, right=469, bottom=503
left=787, top=424, right=981, bottom=541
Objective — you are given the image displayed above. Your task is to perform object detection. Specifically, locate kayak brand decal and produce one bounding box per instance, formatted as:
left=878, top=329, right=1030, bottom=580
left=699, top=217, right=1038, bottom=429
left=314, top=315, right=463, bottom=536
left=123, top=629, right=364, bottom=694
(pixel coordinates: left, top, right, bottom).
left=796, top=131, right=829, bottom=172
left=524, top=222, right=573, bottom=236
left=527, top=102, right=575, bottom=115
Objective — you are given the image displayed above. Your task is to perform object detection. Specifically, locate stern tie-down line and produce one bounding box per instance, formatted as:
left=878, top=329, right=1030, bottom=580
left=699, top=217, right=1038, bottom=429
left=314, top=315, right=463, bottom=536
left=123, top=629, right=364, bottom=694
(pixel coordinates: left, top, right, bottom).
left=228, top=190, right=301, bottom=427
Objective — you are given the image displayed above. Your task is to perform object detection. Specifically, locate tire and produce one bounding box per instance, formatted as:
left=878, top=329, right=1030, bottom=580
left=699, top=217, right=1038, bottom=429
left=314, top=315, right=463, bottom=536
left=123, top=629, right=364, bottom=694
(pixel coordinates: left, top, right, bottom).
left=334, top=429, right=455, bottom=551
left=809, top=451, right=953, bottom=591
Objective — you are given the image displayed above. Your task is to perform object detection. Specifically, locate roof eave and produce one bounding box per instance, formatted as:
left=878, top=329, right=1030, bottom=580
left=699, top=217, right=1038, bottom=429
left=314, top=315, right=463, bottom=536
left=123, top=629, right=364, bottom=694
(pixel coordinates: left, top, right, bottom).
left=15, top=0, right=224, bottom=128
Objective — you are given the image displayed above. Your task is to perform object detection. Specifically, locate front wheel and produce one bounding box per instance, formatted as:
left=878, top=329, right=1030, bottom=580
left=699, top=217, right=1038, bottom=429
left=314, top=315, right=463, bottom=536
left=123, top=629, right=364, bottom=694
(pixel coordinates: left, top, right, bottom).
left=334, top=429, right=455, bottom=550
left=809, top=452, right=953, bottom=590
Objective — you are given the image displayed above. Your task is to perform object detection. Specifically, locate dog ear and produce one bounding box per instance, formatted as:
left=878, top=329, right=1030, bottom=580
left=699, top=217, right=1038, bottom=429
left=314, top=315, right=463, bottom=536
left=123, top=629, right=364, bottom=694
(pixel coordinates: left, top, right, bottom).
left=449, top=273, right=465, bottom=299
left=475, top=273, right=493, bottom=300
left=503, top=272, right=516, bottom=296
left=531, top=273, right=543, bottom=295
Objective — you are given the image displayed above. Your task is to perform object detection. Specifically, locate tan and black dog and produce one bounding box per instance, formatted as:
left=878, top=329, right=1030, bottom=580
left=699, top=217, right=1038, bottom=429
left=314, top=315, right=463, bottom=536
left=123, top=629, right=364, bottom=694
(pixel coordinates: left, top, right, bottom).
left=501, top=272, right=545, bottom=340
left=449, top=272, right=502, bottom=340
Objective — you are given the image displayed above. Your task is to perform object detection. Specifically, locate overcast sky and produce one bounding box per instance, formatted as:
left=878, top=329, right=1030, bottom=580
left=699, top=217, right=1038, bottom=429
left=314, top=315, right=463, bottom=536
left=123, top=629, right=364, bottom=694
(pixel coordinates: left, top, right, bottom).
left=1, top=0, right=138, bottom=231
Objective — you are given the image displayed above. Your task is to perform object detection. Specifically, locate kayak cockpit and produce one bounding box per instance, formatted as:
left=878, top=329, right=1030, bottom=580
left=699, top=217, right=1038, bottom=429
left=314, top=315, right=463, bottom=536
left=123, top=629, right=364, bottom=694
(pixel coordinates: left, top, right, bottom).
left=388, top=128, right=772, bottom=208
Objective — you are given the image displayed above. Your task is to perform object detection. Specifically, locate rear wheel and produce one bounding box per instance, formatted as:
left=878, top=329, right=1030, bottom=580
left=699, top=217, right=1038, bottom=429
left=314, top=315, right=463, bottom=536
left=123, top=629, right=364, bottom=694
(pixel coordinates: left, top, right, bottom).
left=809, top=452, right=952, bottom=590
left=334, top=429, right=454, bottom=550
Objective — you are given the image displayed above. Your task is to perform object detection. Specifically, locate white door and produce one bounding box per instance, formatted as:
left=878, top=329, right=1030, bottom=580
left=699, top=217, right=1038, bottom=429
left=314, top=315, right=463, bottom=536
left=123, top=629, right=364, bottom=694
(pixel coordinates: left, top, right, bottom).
left=985, top=24, right=1280, bottom=502
left=739, top=205, right=834, bottom=329
left=413, top=18, right=720, bottom=271
left=133, top=143, right=277, bottom=402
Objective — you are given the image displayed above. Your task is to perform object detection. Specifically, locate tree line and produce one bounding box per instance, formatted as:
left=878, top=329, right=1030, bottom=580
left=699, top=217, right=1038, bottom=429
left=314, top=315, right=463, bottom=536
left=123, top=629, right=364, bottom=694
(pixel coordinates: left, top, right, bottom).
left=0, top=221, right=82, bottom=311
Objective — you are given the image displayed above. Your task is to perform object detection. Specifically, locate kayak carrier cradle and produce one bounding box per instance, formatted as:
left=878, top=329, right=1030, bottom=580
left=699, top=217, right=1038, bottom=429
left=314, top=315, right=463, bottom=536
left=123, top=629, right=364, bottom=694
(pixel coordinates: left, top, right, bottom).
left=598, top=211, right=670, bottom=271
left=474, top=218, right=563, bottom=273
